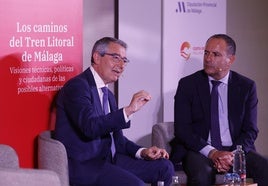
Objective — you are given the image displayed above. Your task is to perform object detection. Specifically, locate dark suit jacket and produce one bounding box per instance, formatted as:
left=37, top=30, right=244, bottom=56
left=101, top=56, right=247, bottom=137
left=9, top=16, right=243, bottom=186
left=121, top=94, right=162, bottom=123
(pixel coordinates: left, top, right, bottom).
left=170, top=70, right=259, bottom=164
left=54, top=68, right=141, bottom=181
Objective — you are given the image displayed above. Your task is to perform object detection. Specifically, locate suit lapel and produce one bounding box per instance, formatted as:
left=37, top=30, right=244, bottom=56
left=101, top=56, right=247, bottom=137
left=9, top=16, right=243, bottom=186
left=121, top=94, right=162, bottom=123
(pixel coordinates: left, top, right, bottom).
left=85, top=68, right=105, bottom=116
left=91, top=88, right=104, bottom=115
left=227, top=71, right=240, bottom=137
left=198, top=73, right=211, bottom=131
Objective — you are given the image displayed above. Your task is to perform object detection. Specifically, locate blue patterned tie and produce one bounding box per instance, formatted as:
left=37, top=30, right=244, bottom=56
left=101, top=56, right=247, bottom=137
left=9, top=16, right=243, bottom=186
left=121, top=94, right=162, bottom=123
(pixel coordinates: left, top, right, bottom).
left=101, top=87, right=116, bottom=157
left=210, top=80, right=222, bottom=150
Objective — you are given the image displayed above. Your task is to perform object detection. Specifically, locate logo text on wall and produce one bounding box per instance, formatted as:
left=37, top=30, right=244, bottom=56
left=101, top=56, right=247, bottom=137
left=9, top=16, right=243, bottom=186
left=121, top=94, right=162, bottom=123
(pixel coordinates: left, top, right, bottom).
left=176, top=1, right=217, bottom=14
left=180, top=41, right=204, bottom=61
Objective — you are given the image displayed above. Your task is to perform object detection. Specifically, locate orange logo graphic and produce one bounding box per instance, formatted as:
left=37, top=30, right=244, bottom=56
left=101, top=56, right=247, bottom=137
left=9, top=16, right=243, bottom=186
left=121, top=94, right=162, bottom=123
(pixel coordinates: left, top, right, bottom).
left=180, top=41, right=191, bottom=61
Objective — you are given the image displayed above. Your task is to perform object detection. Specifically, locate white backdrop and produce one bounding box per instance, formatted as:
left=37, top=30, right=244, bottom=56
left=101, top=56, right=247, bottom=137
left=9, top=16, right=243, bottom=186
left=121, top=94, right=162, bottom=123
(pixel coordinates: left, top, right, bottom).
left=118, top=0, right=162, bottom=146
left=162, top=0, right=226, bottom=121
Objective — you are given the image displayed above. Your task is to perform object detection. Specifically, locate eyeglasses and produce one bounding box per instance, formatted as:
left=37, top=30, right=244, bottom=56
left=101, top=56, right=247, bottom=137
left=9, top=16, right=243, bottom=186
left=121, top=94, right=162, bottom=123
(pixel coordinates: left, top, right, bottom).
left=102, top=53, right=130, bottom=64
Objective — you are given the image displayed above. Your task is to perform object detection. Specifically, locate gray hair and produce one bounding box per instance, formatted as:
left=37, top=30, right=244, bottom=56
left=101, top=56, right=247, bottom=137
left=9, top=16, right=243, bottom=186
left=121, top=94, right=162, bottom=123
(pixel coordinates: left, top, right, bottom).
left=91, top=37, right=127, bottom=64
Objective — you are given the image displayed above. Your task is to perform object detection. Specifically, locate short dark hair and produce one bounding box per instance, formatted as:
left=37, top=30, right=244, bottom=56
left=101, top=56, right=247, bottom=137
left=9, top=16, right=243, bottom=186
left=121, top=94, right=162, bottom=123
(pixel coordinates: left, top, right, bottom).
left=207, top=34, right=236, bottom=55
left=91, top=37, right=127, bottom=64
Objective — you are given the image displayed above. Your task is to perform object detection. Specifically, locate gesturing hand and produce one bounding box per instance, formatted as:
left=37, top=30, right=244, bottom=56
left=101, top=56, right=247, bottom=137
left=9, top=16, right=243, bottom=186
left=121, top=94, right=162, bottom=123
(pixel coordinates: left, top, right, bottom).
left=125, top=90, right=151, bottom=116
left=141, top=146, right=169, bottom=160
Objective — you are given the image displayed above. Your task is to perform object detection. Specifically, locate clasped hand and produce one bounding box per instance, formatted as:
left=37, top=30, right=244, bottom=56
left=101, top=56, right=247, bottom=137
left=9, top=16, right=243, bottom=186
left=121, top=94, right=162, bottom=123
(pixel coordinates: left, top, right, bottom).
left=141, top=146, right=169, bottom=160
left=125, top=90, right=151, bottom=116
left=209, top=150, right=234, bottom=173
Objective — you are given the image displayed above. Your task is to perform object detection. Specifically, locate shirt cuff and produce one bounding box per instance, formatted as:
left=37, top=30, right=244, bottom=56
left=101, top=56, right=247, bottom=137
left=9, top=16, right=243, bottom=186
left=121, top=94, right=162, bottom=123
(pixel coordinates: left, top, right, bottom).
left=135, top=148, right=146, bottom=159
left=200, top=145, right=215, bottom=157
left=123, top=108, right=133, bottom=122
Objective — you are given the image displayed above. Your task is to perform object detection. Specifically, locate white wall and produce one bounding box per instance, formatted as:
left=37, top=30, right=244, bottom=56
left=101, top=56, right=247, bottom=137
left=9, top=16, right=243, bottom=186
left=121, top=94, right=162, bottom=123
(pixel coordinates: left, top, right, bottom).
left=83, top=0, right=115, bottom=70
left=118, top=0, right=162, bottom=147
left=118, top=0, right=268, bottom=156
left=83, top=0, right=116, bottom=91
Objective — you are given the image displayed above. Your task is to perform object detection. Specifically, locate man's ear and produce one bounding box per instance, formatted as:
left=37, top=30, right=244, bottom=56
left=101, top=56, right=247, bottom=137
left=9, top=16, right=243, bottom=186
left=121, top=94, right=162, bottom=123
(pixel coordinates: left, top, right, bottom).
left=227, top=55, right=235, bottom=65
left=93, top=52, right=101, bottom=64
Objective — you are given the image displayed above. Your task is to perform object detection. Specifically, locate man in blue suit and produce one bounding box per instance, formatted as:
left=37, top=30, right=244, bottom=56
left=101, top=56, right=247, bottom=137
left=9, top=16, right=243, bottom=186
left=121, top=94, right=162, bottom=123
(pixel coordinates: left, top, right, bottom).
left=54, top=37, right=174, bottom=186
left=170, top=34, right=268, bottom=186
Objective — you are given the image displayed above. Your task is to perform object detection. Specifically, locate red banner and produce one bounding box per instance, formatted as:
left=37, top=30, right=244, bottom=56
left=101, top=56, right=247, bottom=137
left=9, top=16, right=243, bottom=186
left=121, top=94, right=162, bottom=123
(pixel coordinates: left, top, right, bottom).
left=0, top=0, right=82, bottom=167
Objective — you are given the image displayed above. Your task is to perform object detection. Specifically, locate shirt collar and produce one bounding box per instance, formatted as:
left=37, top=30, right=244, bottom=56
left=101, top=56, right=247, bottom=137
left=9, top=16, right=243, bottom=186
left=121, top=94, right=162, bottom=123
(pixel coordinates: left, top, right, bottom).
left=208, top=71, right=230, bottom=85
left=90, top=66, right=107, bottom=89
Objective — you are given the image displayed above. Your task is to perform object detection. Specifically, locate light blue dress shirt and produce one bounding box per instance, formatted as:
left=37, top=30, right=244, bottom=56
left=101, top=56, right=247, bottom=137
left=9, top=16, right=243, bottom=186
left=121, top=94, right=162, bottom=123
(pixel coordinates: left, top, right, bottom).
left=200, top=72, right=233, bottom=157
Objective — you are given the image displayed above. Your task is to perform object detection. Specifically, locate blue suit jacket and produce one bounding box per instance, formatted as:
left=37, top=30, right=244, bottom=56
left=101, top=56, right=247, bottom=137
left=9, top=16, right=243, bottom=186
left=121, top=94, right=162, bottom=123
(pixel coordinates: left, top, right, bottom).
left=171, top=70, right=259, bottom=164
left=54, top=68, right=141, bottom=181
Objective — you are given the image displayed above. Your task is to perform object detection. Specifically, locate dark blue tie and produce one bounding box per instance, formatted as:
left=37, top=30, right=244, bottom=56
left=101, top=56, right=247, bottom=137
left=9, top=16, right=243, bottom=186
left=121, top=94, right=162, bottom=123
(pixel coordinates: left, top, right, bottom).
left=210, top=80, right=222, bottom=150
left=101, top=87, right=116, bottom=157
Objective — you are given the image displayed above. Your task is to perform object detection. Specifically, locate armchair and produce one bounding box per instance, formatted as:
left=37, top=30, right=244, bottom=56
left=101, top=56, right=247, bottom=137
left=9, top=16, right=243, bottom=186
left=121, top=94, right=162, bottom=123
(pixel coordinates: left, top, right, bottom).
left=152, top=122, right=225, bottom=185
left=38, top=130, right=69, bottom=186
left=0, top=144, right=60, bottom=186
left=0, top=167, right=61, bottom=186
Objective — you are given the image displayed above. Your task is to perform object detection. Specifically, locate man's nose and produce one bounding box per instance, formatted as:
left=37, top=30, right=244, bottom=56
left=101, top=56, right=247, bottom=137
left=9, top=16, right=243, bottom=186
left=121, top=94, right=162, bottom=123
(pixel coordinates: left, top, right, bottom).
left=205, top=53, right=214, bottom=62
left=118, top=59, right=126, bottom=67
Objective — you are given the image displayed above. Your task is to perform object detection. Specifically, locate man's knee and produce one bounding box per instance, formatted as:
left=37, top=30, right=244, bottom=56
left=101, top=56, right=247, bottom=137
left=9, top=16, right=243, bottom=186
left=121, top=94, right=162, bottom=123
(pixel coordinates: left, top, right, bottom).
left=158, top=158, right=175, bottom=174
left=156, top=159, right=175, bottom=185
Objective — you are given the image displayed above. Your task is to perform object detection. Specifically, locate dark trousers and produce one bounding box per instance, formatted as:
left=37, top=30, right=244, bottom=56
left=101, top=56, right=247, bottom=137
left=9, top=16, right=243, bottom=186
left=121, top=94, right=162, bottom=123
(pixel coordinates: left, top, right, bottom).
left=69, top=154, right=175, bottom=186
left=183, top=150, right=268, bottom=186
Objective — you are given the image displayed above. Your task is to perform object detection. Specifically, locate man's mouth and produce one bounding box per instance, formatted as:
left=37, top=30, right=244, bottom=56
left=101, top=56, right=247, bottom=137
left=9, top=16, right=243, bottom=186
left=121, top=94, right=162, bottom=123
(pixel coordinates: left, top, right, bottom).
left=204, top=64, right=214, bottom=68
left=112, top=69, right=121, bottom=75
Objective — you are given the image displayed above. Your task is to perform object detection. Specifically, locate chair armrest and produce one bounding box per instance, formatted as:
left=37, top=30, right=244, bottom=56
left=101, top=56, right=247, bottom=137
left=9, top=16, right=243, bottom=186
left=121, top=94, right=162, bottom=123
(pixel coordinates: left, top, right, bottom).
left=152, top=122, right=174, bottom=153
left=38, top=130, right=69, bottom=186
left=0, top=144, right=19, bottom=168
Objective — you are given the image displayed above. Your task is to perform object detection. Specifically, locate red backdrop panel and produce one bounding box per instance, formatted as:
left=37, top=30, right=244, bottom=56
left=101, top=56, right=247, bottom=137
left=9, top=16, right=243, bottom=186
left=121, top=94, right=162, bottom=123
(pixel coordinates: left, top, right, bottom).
left=0, top=0, right=82, bottom=167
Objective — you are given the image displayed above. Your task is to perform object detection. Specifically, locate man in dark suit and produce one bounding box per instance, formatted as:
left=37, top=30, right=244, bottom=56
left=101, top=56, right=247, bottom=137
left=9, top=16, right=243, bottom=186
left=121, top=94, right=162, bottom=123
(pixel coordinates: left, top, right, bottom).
left=54, top=37, right=174, bottom=186
left=170, top=34, right=268, bottom=186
